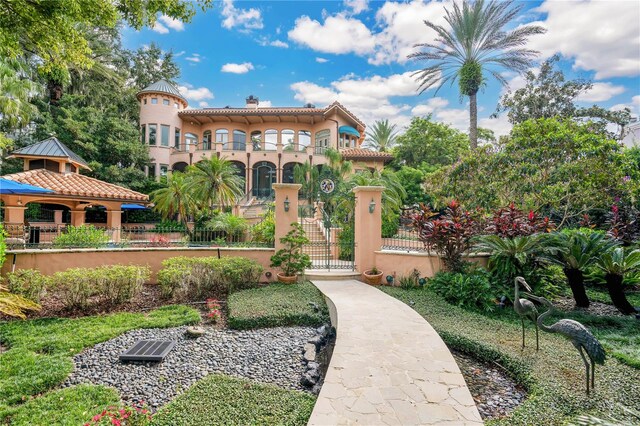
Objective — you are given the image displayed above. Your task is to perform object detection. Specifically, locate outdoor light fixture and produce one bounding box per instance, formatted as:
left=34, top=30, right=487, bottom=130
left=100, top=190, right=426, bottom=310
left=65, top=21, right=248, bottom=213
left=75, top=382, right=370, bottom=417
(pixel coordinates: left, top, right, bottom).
left=284, top=196, right=290, bottom=212
left=369, top=198, right=376, bottom=213
left=386, top=275, right=394, bottom=285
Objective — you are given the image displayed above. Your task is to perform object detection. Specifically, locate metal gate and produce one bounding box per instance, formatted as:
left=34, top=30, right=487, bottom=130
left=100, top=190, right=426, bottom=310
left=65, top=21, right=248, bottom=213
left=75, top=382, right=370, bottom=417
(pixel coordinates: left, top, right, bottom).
left=299, top=202, right=355, bottom=270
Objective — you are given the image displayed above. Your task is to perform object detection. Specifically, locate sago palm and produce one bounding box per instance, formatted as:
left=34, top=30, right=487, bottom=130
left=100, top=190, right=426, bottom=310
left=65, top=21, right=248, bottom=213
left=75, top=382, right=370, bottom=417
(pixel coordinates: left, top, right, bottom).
left=595, top=247, right=640, bottom=315
left=186, top=156, right=245, bottom=209
left=365, top=119, right=398, bottom=152
left=409, top=0, right=545, bottom=148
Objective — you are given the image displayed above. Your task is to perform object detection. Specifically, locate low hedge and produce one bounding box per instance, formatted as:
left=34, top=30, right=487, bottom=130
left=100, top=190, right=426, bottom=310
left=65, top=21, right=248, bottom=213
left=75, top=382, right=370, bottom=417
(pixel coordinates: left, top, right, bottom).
left=227, top=281, right=328, bottom=329
left=157, top=256, right=263, bottom=300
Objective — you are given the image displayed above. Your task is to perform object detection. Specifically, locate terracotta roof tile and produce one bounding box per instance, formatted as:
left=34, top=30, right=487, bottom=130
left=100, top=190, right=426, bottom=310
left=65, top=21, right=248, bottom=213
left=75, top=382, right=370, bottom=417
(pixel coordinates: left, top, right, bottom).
left=2, top=169, right=149, bottom=202
left=341, top=148, right=394, bottom=161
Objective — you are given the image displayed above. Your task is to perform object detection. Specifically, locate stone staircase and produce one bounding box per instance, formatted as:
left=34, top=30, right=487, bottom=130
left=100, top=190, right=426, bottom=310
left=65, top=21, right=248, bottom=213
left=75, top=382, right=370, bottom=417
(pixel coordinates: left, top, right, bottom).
left=299, top=218, right=328, bottom=260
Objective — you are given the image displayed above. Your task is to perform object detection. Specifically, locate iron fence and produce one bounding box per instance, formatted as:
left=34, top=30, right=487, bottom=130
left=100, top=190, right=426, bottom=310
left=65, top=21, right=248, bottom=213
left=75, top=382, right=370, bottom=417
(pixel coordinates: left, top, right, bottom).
left=2, top=225, right=273, bottom=250
left=381, top=208, right=429, bottom=253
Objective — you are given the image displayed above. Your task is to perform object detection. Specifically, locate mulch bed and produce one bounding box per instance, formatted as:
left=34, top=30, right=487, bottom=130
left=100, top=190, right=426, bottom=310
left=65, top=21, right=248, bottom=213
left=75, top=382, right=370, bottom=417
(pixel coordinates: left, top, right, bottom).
left=554, top=297, right=624, bottom=317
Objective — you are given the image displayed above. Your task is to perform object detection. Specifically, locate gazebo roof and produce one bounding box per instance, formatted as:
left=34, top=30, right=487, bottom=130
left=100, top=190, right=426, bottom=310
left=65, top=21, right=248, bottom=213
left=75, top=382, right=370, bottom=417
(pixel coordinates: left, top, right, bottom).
left=10, top=137, right=90, bottom=169
left=2, top=169, right=149, bottom=203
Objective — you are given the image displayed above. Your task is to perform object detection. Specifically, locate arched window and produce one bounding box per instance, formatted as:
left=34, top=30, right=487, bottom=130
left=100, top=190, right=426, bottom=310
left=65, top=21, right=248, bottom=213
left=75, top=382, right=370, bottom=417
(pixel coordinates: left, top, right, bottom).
left=203, top=130, right=212, bottom=150
left=264, top=129, right=277, bottom=151
left=233, top=130, right=246, bottom=151
left=216, top=129, right=229, bottom=149
left=281, top=129, right=295, bottom=151
left=185, top=133, right=198, bottom=147
left=250, top=131, right=262, bottom=151
left=315, top=129, right=330, bottom=154
left=252, top=161, right=276, bottom=198
left=298, top=130, right=311, bottom=152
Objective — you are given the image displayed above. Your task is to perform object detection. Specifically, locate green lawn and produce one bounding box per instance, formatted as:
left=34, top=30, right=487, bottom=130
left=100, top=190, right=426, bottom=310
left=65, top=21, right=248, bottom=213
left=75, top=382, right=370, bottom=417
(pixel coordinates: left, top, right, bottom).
left=0, top=305, right=200, bottom=424
left=151, top=374, right=315, bottom=426
left=382, top=287, right=640, bottom=425
left=227, top=281, right=329, bottom=329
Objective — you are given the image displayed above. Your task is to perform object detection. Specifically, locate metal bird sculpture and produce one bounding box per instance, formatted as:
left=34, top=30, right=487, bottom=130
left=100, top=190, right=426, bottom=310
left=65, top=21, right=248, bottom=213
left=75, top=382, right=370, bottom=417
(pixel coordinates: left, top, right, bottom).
left=524, top=293, right=606, bottom=394
left=514, top=277, right=539, bottom=350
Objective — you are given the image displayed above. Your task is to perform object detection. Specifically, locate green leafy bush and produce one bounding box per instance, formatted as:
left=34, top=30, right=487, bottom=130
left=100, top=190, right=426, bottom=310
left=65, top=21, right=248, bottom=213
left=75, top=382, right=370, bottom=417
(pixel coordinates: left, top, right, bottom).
left=5, top=269, right=49, bottom=302
left=250, top=209, right=275, bottom=246
left=382, top=212, right=399, bottom=238
left=0, top=224, right=6, bottom=268
left=52, top=225, right=109, bottom=248
left=270, top=223, right=311, bottom=277
left=427, top=268, right=496, bottom=312
left=157, top=256, right=263, bottom=300
left=52, top=265, right=150, bottom=309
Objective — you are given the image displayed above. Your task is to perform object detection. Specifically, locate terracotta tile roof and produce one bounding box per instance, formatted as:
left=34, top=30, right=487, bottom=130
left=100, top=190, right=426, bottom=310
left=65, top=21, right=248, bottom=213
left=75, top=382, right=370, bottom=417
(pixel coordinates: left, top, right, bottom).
left=2, top=169, right=149, bottom=202
left=341, top=148, right=394, bottom=162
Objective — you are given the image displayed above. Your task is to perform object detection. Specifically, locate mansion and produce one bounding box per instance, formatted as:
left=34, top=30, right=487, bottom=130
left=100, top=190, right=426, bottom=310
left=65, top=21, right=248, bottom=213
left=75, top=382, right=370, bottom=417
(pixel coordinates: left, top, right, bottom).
left=137, top=80, right=392, bottom=198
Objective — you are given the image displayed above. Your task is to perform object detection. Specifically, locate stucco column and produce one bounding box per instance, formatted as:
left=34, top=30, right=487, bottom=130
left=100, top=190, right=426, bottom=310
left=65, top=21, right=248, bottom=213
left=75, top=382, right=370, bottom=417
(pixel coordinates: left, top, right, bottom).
left=70, top=210, right=85, bottom=226
left=106, top=209, right=122, bottom=242
left=273, top=183, right=301, bottom=251
left=3, top=205, right=26, bottom=225
left=353, top=186, right=383, bottom=273
left=53, top=210, right=64, bottom=225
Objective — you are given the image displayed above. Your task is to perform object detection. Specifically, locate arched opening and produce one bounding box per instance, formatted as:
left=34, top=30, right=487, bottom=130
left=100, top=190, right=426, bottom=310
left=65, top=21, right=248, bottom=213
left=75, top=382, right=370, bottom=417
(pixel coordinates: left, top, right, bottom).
left=216, top=129, right=229, bottom=149
left=250, top=131, right=262, bottom=151
left=229, top=161, right=246, bottom=182
left=172, top=161, right=188, bottom=172
left=298, top=130, right=311, bottom=152
left=202, top=130, right=212, bottom=150
left=252, top=161, right=276, bottom=198
left=315, top=129, right=330, bottom=154
left=264, top=129, right=277, bottom=151
left=281, top=129, right=295, bottom=151
left=282, top=162, right=301, bottom=184
left=23, top=202, right=72, bottom=245
left=185, top=133, right=198, bottom=148
left=232, top=130, right=246, bottom=151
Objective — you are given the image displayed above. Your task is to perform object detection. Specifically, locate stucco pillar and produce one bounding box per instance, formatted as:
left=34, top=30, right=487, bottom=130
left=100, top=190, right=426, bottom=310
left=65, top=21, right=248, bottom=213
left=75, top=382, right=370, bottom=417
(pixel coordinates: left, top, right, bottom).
left=70, top=210, right=85, bottom=226
left=273, top=183, right=301, bottom=251
left=106, top=209, right=122, bottom=242
left=3, top=205, right=26, bottom=225
left=53, top=210, right=64, bottom=225
left=353, top=186, right=383, bottom=273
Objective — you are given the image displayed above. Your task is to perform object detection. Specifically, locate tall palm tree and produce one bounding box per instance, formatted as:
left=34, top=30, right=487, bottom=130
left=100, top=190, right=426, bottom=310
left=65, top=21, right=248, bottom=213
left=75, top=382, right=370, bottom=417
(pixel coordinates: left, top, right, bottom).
left=409, top=0, right=545, bottom=148
left=365, top=119, right=398, bottom=152
left=150, top=172, right=197, bottom=231
left=343, top=169, right=406, bottom=216
left=186, top=156, right=245, bottom=209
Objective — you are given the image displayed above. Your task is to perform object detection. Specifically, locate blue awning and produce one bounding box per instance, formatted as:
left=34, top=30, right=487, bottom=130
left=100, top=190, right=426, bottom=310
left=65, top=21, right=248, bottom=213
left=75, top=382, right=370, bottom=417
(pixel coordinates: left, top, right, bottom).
left=0, top=178, right=54, bottom=195
left=121, top=204, right=149, bottom=210
left=339, top=126, right=360, bottom=138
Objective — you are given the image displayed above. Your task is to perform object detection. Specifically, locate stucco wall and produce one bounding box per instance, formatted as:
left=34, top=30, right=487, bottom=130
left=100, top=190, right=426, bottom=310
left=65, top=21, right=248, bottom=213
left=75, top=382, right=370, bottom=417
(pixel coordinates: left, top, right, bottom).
left=374, top=250, right=489, bottom=280
left=2, top=247, right=276, bottom=284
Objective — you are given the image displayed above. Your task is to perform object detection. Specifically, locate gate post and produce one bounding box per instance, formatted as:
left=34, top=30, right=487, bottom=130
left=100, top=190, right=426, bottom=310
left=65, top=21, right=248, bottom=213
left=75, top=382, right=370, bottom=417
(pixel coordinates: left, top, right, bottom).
left=273, top=183, right=301, bottom=251
left=353, top=186, right=384, bottom=273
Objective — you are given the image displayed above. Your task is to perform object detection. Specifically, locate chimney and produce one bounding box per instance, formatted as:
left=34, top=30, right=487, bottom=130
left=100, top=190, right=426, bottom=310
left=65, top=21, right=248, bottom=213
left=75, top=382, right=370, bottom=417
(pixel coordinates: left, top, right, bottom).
left=246, top=95, right=259, bottom=109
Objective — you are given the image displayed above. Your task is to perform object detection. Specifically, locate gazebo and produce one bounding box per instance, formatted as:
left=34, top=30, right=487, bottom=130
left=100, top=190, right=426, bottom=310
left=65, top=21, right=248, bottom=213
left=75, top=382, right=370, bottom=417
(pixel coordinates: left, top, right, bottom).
left=1, top=138, right=149, bottom=241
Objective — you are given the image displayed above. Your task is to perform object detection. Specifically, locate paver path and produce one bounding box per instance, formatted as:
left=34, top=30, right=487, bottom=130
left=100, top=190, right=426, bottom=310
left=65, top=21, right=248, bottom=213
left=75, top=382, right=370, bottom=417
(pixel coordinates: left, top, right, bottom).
left=309, top=280, right=483, bottom=425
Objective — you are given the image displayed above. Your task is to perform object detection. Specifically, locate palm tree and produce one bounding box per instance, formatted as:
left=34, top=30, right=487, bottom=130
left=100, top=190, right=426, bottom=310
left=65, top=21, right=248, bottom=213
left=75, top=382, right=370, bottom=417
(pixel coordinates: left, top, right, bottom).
left=343, top=169, right=406, bottom=216
left=409, top=0, right=545, bottom=148
left=365, top=119, right=398, bottom=152
left=0, top=57, right=38, bottom=151
left=150, top=172, right=197, bottom=232
left=186, top=156, right=245, bottom=209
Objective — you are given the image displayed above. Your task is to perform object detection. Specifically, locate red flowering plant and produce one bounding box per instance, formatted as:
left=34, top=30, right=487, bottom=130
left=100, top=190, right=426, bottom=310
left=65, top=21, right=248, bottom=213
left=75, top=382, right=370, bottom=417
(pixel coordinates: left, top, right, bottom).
left=485, top=203, right=554, bottom=238
left=84, top=402, right=151, bottom=426
left=412, top=201, right=482, bottom=272
left=606, top=202, right=640, bottom=246
left=148, top=235, right=170, bottom=247
left=206, top=298, right=222, bottom=323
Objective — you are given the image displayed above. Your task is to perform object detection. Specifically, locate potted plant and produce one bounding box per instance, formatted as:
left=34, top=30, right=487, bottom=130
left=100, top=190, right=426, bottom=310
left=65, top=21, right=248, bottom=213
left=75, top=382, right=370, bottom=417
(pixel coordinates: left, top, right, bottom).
left=362, top=267, right=383, bottom=285
left=270, top=223, right=312, bottom=283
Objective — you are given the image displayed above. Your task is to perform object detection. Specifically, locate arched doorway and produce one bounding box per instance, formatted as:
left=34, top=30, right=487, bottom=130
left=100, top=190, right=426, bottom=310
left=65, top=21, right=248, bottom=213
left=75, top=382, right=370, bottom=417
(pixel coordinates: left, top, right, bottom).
left=252, top=161, right=276, bottom=198
left=282, top=162, right=301, bottom=184
left=172, top=162, right=188, bottom=172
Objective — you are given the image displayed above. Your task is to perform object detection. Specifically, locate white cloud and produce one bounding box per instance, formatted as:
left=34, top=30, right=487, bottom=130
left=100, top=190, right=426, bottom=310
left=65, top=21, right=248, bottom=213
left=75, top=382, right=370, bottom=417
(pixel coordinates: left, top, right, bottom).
left=152, top=22, right=169, bottom=34
left=344, top=0, right=369, bottom=14
left=258, top=100, right=273, bottom=108
left=288, top=14, right=375, bottom=55
left=178, top=84, right=215, bottom=103
left=221, top=62, right=255, bottom=74
left=175, top=51, right=186, bottom=57
left=316, top=57, right=329, bottom=63
left=479, top=114, right=512, bottom=139
left=221, top=0, right=263, bottom=32
left=270, top=40, right=289, bottom=48
left=576, top=82, right=626, bottom=103
left=185, top=53, right=202, bottom=63
left=611, top=95, right=640, bottom=115
left=527, top=0, right=640, bottom=79
left=158, top=15, right=184, bottom=31
left=198, top=101, right=210, bottom=108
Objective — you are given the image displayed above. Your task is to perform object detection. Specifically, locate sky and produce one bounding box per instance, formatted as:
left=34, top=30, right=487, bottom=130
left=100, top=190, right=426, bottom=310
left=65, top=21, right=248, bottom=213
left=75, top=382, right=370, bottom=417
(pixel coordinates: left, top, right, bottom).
left=121, top=0, right=640, bottom=137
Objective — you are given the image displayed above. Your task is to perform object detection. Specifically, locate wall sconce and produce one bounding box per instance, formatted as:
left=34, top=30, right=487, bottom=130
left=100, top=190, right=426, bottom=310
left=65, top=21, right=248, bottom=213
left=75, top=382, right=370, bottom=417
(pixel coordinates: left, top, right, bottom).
left=284, top=196, right=290, bottom=212
left=369, top=198, right=376, bottom=213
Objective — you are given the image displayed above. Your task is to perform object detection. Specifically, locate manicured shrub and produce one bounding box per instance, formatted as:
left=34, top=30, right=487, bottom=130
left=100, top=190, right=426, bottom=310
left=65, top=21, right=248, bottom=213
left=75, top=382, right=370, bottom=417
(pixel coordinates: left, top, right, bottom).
left=157, top=256, right=263, bottom=300
left=53, top=268, right=95, bottom=309
left=52, top=225, right=110, bottom=248
left=427, top=268, right=496, bottom=312
left=5, top=269, right=49, bottom=302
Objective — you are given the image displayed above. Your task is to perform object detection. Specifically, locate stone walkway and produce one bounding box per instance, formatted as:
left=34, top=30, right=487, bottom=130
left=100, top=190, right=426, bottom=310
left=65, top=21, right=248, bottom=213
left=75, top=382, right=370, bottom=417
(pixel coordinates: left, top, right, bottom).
left=309, top=280, right=482, bottom=425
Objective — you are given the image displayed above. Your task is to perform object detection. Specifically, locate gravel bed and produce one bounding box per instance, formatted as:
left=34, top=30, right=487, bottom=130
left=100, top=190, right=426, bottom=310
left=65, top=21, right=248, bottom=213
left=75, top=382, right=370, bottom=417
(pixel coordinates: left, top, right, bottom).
left=554, top=297, right=624, bottom=317
left=452, top=350, right=527, bottom=420
left=63, top=325, right=316, bottom=409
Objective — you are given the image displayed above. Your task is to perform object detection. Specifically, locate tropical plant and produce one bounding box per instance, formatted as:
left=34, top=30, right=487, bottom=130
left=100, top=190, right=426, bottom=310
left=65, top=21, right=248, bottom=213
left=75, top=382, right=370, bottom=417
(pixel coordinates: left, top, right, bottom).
left=413, top=201, right=480, bottom=272
left=428, top=267, right=496, bottom=312
left=186, top=156, right=245, bottom=209
left=151, top=172, right=197, bottom=232
left=207, top=213, right=248, bottom=243
left=342, top=169, right=406, bottom=216
left=364, top=119, right=398, bottom=152
left=52, top=225, right=109, bottom=248
left=293, top=161, right=320, bottom=202
left=270, top=223, right=312, bottom=277
left=606, top=203, right=640, bottom=246
left=542, top=230, right=618, bottom=308
left=594, top=247, right=640, bottom=315
left=409, top=0, right=545, bottom=148
left=0, top=58, right=38, bottom=150
left=486, top=203, right=554, bottom=238
left=250, top=208, right=275, bottom=246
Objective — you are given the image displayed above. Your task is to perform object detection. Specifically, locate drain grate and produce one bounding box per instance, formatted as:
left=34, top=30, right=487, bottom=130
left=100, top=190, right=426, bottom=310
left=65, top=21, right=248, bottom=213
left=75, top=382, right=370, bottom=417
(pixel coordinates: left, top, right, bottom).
left=119, top=340, right=176, bottom=362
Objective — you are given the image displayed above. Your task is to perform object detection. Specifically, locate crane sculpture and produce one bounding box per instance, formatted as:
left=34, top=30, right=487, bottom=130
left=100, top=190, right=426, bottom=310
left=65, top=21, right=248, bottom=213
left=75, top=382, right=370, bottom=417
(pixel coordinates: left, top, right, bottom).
left=514, top=277, right=539, bottom=350
left=524, top=293, right=606, bottom=394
